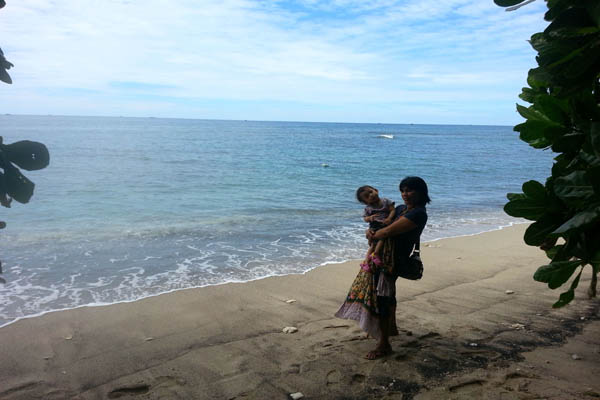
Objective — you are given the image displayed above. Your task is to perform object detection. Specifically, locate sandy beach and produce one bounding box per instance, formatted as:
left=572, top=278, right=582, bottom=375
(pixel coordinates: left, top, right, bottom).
left=1, top=224, right=598, bottom=400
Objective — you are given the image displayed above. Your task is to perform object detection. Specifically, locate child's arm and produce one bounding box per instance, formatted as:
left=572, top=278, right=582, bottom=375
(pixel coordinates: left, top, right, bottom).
left=363, top=215, right=373, bottom=223
left=382, top=203, right=396, bottom=225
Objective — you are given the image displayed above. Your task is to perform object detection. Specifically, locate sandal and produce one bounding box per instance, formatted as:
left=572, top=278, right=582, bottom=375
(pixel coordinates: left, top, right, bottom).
left=370, top=253, right=382, bottom=266
left=360, top=261, right=371, bottom=272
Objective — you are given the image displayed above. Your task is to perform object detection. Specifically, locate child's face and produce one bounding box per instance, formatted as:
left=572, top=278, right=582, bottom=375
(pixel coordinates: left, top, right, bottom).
left=360, top=187, right=380, bottom=206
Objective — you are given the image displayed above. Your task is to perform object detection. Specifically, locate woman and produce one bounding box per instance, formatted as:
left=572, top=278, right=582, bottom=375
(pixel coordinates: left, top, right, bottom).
left=336, top=176, right=430, bottom=360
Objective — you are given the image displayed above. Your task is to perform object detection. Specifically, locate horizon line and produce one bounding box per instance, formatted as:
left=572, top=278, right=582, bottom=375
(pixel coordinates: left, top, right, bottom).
left=1, top=113, right=515, bottom=128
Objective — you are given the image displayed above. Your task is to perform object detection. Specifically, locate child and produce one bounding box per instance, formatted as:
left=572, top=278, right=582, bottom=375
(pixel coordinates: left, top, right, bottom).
left=356, top=185, right=395, bottom=268
left=334, top=185, right=395, bottom=342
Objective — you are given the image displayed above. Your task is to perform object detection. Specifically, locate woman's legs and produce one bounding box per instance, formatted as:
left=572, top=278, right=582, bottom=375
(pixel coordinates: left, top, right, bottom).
left=389, top=303, right=399, bottom=336
left=366, top=296, right=393, bottom=359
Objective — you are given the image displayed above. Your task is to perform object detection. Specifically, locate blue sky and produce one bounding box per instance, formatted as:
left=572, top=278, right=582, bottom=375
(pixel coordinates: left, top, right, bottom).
left=1, top=0, right=548, bottom=125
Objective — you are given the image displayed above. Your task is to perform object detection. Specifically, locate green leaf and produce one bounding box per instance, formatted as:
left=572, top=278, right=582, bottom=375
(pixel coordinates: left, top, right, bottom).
left=534, top=260, right=582, bottom=286
left=507, top=192, right=526, bottom=201
left=549, top=45, right=599, bottom=81
left=552, top=131, right=586, bottom=153
left=550, top=238, right=578, bottom=263
left=586, top=1, right=600, bottom=27
left=524, top=216, right=562, bottom=246
left=514, top=107, right=567, bottom=147
left=519, top=87, right=540, bottom=104
left=2, top=163, right=34, bottom=203
left=553, top=289, right=574, bottom=308
left=579, top=152, right=600, bottom=168
left=0, top=68, right=11, bottom=84
left=494, top=0, right=527, bottom=6
left=529, top=32, right=555, bottom=56
left=504, top=197, right=547, bottom=220
left=553, top=205, right=600, bottom=235
left=592, top=249, right=600, bottom=265
left=554, top=171, right=595, bottom=202
left=516, top=104, right=560, bottom=125
left=548, top=240, right=578, bottom=261
left=591, top=122, right=600, bottom=158
left=546, top=0, right=564, bottom=9
left=506, top=193, right=527, bottom=201
left=548, top=26, right=600, bottom=39
left=545, top=244, right=561, bottom=260
left=536, top=95, right=569, bottom=125
left=552, top=268, right=582, bottom=308
left=522, top=180, right=546, bottom=201
left=546, top=0, right=578, bottom=21
left=551, top=153, right=572, bottom=177
left=527, top=67, right=551, bottom=89
left=545, top=7, right=595, bottom=33
left=515, top=121, right=553, bottom=148
left=588, top=166, right=600, bottom=196
left=570, top=92, right=598, bottom=122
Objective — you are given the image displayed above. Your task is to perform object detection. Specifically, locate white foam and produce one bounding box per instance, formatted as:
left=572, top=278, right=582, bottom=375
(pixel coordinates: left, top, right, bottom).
left=0, top=213, right=529, bottom=329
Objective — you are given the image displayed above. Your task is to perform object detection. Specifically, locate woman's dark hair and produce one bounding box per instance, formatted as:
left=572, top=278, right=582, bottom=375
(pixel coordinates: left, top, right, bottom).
left=399, top=176, right=431, bottom=206
left=356, top=185, right=376, bottom=204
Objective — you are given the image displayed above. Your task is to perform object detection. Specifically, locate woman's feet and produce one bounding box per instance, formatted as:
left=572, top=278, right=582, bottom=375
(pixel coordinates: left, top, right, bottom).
left=365, top=343, right=392, bottom=360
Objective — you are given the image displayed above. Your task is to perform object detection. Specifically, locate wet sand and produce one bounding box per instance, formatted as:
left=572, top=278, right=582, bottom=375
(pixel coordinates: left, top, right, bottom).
left=0, top=224, right=598, bottom=399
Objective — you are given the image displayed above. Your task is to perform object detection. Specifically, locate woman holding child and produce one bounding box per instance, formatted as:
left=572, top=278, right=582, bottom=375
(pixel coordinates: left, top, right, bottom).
left=335, top=176, right=430, bottom=360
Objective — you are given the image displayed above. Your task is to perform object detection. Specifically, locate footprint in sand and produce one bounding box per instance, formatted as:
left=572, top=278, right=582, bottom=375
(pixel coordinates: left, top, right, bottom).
left=153, top=376, right=187, bottom=389
left=351, top=373, right=366, bottom=385
left=107, top=376, right=185, bottom=398
left=285, top=363, right=301, bottom=374
left=418, top=331, right=441, bottom=340
left=107, top=384, right=150, bottom=398
left=448, top=378, right=486, bottom=393
left=326, top=370, right=342, bottom=386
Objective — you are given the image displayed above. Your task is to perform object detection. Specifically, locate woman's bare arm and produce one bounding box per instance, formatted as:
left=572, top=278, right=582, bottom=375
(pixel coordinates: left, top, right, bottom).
left=368, top=216, right=417, bottom=241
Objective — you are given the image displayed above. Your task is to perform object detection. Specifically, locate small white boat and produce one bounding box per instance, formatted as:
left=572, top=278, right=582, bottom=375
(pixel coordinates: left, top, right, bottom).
left=377, top=134, right=394, bottom=139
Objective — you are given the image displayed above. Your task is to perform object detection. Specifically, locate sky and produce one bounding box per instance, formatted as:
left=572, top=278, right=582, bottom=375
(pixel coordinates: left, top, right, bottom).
left=0, top=0, right=549, bottom=125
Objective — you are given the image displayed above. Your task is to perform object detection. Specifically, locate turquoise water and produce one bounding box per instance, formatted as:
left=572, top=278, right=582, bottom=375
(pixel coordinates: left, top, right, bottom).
left=0, top=115, right=554, bottom=326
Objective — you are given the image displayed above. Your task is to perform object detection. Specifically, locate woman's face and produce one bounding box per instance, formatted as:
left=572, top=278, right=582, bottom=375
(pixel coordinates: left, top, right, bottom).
left=400, top=186, right=420, bottom=207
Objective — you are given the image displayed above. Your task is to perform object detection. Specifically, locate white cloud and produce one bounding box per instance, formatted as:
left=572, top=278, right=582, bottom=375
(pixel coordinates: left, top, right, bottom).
left=0, top=0, right=548, bottom=124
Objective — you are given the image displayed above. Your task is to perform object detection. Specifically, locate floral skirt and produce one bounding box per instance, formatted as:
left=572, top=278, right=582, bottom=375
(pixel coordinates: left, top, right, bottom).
left=335, top=263, right=381, bottom=339
left=335, top=239, right=399, bottom=340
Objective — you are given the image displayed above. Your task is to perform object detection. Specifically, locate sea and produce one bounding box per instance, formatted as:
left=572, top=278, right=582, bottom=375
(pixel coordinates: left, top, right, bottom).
left=0, top=115, right=555, bottom=327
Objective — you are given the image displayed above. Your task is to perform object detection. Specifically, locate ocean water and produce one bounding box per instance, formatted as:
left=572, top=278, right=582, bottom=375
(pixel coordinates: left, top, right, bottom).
left=0, top=115, right=554, bottom=327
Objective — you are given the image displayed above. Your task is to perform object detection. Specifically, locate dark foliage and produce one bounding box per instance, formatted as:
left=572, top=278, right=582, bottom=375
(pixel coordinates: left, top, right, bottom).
left=1, top=1, right=51, bottom=279
left=496, top=0, right=600, bottom=307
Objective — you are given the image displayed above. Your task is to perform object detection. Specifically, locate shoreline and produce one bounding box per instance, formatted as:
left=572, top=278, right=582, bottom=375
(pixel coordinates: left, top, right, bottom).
left=1, top=224, right=598, bottom=399
left=0, top=221, right=527, bottom=330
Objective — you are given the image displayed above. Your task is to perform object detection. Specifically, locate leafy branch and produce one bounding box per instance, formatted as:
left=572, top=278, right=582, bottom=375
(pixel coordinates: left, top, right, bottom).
left=0, top=1, right=50, bottom=281
left=496, top=0, right=600, bottom=307
left=0, top=0, right=12, bottom=84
